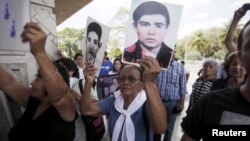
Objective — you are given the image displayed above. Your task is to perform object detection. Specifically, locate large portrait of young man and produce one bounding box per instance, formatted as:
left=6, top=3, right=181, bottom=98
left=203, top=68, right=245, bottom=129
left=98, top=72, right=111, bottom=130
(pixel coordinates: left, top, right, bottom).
left=122, top=0, right=183, bottom=68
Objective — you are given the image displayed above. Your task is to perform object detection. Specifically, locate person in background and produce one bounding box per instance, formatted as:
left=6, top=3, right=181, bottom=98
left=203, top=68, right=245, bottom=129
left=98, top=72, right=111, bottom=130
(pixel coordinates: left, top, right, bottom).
left=181, top=60, right=190, bottom=83
left=181, top=19, right=250, bottom=141
left=56, top=58, right=79, bottom=87
left=216, top=52, right=230, bottom=79
left=154, top=50, right=187, bottom=141
left=57, top=49, right=64, bottom=60
left=2, top=22, right=76, bottom=141
left=216, top=3, right=249, bottom=80
left=211, top=3, right=250, bottom=90
left=57, top=57, right=98, bottom=141
left=123, top=1, right=173, bottom=68
left=186, top=60, right=218, bottom=114
left=99, top=51, right=113, bottom=75
left=109, top=77, right=119, bottom=95
left=215, top=3, right=250, bottom=80
left=74, top=53, right=85, bottom=79
left=211, top=51, right=246, bottom=91
left=97, top=51, right=113, bottom=100
left=109, top=58, right=123, bottom=75
left=80, top=56, right=167, bottom=141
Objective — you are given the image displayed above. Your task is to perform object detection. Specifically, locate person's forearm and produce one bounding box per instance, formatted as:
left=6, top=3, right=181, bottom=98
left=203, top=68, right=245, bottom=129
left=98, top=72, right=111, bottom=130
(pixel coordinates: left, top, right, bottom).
left=35, top=52, right=56, bottom=79
left=74, top=93, right=81, bottom=102
left=80, top=80, right=93, bottom=115
left=181, top=133, right=194, bottom=141
left=224, top=18, right=239, bottom=52
left=0, top=65, right=30, bottom=106
left=179, top=95, right=185, bottom=105
left=34, top=52, right=68, bottom=103
left=144, top=82, right=167, bottom=134
left=0, top=65, right=16, bottom=90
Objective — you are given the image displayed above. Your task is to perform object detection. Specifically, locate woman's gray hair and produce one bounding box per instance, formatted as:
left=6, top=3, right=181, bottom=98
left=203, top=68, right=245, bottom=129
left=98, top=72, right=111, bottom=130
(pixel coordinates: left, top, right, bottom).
left=202, top=60, right=219, bottom=72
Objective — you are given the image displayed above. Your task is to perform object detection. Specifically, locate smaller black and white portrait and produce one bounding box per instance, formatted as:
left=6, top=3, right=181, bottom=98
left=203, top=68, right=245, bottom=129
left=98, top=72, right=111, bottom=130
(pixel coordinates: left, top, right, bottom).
left=82, top=17, right=111, bottom=76
left=85, top=22, right=102, bottom=64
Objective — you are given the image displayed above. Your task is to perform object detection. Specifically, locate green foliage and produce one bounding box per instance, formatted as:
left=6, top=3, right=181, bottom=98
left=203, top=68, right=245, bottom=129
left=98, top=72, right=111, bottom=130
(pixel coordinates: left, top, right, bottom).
left=211, top=49, right=227, bottom=60
left=108, top=38, right=123, bottom=59
left=177, top=25, right=234, bottom=61
left=57, top=28, right=84, bottom=59
left=186, top=50, right=202, bottom=60
left=205, top=28, right=224, bottom=57
left=189, top=30, right=210, bottom=58
left=107, top=6, right=130, bottom=59
left=219, top=20, right=244, bottom=46
left=109, top=47, right=122, bottom=59
left=176, top=39, right=186, bottom=60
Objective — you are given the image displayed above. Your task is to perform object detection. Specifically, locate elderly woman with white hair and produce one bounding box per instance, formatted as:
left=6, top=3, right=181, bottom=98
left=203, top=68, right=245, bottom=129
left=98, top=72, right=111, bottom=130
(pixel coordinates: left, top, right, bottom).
left=186, top=60, right=219, bottom=114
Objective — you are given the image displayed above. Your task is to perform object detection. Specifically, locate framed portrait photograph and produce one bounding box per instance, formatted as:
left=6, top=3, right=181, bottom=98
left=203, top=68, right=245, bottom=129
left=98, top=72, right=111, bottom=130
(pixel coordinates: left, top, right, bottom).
left=97, top=74, right=120, bottom=99
left=82, top=17, right=111, bottom=77
left=122, top=0, right=183, bottom=68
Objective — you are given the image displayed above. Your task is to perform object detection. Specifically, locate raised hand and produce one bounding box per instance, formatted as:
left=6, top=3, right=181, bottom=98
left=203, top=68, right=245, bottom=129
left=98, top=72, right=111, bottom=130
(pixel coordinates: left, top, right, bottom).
left=234, top=4, right=249, bottom=21
left=139, top=56, right=161, bottom=83
left=21, top=22, right=47, bottom=56
left=84, top=63, right=97, bottom=83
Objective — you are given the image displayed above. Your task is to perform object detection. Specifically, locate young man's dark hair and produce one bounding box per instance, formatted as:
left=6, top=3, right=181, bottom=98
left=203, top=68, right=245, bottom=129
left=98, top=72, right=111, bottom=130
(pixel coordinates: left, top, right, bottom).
left=87, top=22, right=102, bottom=41
left=56, top=58, right=79, bottom=79
left=74, top=52, right=83, bottom=61
left=181, top=60, right=185, bottom=65
left=133, top=1, right=170, bottom=27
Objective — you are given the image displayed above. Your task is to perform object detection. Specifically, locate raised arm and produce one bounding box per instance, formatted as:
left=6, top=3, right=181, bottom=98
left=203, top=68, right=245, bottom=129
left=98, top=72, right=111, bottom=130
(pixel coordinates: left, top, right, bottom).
left=21, top=22, right=75, bottom=122
left=139, top=56, right=167, bottom=134
left=0, top=66, right=30, bottom=107
left=225, top=5, right=247, bottom=52
left=80, top=63, right=102, bottom=116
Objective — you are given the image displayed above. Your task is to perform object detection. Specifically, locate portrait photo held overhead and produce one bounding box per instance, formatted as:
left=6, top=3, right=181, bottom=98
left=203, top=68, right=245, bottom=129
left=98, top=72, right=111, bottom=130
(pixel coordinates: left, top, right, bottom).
left=122, top=0, right=183, bottom=68
left=82, top=17, right=111, bottom=76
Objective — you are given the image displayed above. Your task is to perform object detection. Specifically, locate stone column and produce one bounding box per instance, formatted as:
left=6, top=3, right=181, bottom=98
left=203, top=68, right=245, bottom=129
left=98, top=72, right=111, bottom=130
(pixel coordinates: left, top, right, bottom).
left=31, top=0, right=58, bottom=60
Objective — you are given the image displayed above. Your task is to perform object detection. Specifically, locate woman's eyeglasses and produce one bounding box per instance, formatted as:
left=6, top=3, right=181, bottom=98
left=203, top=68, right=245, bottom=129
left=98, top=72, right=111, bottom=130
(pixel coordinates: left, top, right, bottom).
left=118, top=76, right=140, bottom=83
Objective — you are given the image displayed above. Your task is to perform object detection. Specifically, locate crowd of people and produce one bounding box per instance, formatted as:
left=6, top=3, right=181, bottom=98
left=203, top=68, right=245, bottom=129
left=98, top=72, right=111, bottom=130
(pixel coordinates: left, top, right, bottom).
left=0, top=2, right=250, bottom=141
left=181, top=3, right=250, bottom=141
